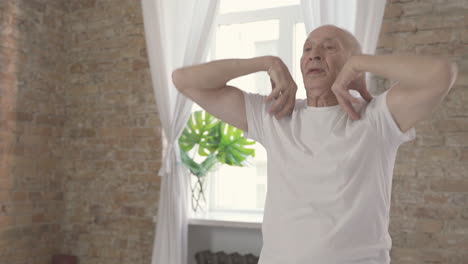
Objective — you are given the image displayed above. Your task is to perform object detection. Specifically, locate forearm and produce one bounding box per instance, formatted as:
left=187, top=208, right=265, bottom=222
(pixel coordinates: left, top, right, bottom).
left=172, top=56, right=274, bottom=91
left=351, top=54, right=457, bottom=92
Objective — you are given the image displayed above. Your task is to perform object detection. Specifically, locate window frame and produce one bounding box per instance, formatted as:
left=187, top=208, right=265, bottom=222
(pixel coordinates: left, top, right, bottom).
left=211, top=5, right=304, bottom=77
left=191, top=5, right=305, bottom=219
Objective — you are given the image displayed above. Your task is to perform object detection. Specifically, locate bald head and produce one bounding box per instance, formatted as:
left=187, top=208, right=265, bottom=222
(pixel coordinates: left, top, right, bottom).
left=300, top=24, right=364, bottom=95
left=309, top=25, right=362, bottom=56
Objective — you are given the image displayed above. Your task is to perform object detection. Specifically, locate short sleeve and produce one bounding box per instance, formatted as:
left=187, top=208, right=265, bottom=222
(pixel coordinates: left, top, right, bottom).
left=365, top=88, right=416, bottom=147
left=241, top=90, right=269, bottom=145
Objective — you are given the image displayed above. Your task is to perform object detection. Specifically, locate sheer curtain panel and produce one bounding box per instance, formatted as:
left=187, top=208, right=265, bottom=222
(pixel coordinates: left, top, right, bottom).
left=140, top=0, right=219, bottom=263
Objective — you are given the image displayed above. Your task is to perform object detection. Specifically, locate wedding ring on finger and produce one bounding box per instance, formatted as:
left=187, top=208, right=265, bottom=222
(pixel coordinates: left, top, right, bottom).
left=274, top=91, right=283, bottom=100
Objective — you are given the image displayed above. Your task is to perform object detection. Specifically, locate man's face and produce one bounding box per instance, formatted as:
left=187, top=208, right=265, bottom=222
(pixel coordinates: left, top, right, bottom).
left=300, top=26, right=351, bottom=91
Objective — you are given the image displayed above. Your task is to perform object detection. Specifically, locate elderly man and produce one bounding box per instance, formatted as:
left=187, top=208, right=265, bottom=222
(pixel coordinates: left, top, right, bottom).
left=172, top=25, right=458, bottom=264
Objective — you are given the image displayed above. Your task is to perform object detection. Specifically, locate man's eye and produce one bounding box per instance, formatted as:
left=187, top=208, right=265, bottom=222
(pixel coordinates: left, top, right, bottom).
left=303, top=47, right=311, bottom=52
left=326, top=46, right=336, bottom=50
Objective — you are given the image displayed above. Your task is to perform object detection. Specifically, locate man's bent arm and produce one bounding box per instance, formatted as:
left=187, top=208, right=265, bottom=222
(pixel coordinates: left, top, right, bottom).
left=172, top=56, right=274, bottom=92
left=171, top=56, right=276, bottom=132
left=351, top=55, right=458, bottom=132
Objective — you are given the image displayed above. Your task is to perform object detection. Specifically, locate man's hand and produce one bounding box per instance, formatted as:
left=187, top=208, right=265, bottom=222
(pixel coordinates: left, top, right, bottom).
left=265, top=57, right=297, bottom=119
left=331, top=57, right=373, bottom=120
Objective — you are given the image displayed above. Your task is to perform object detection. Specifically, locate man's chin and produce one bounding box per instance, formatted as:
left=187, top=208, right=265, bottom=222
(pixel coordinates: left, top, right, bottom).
left=304, top=80, right=333, bottom=90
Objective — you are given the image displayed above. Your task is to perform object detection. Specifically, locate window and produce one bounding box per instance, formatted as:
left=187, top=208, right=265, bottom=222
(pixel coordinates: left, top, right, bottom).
left=190, top=1, right=307, bottom=217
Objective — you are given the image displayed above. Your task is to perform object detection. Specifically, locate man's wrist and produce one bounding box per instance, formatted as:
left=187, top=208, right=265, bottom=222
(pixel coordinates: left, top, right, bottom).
left=259, top=55, right=279, bottom=72
left=350, top=54, right=370, bottom=73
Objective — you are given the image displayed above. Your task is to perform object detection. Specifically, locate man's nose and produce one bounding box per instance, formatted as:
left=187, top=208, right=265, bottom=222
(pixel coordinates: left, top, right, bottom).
left=309, top=54, right=322, bottom=61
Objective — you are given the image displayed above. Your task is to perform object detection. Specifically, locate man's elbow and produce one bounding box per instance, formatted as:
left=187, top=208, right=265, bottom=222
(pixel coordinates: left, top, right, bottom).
left=447, top=61, right=458, bottom=90
left=435, top=59, right=458, bottom=94
left=172, top=68, right=187, bottom=92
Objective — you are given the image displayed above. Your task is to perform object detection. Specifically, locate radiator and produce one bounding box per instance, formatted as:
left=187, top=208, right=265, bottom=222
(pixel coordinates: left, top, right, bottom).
left=195, top=250, right=259, bottom=264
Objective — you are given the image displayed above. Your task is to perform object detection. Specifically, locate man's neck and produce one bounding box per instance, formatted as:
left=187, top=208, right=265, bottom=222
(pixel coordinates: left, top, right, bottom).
left=305, top=88, right=339, bottom=107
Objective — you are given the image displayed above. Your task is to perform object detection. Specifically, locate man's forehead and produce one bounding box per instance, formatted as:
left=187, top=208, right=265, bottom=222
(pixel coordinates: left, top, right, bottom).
left=304, top=36, right=339, bottom=44
left=304, top=26, right=349, bottom=45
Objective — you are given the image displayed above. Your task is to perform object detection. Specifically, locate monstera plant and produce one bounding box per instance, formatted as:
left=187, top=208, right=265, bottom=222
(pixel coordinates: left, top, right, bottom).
left=178, top=110, right=256, bottom=212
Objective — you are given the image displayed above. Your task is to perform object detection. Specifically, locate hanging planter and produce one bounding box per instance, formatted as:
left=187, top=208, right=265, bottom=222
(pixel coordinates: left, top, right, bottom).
left=178, top=110, right=256, bottom=212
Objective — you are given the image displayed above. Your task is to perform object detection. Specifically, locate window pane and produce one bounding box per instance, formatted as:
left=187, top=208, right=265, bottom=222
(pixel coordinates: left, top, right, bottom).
left=293, top=22, right=307, bottom=99
left=220, top=0, right=300, bottom=13
left=212, top=162, right=266, bottom=211
left=216, top=19, right=279, bottom=95
left=207, top=20, right=275, bottom=213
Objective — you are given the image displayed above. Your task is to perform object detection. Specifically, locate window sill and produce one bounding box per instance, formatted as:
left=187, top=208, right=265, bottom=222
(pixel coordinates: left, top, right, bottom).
left=188, top=211, right=263, bottom=229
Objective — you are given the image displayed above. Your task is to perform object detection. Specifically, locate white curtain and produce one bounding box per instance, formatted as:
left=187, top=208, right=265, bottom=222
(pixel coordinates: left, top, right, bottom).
left=140, top=0, right=219, bottom=264
left=300, top=0, right=386, bottom=89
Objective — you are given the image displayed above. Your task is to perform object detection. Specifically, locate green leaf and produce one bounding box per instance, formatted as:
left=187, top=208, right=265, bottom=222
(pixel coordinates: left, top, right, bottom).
left=216, top=122, right=256, bottom=166
left=178, top=110, right=220, bottom=155
left=178, top=110, right=256, bottom=176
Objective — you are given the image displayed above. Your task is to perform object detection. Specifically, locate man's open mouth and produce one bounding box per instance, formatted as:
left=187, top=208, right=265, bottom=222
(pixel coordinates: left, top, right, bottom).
left=307, top=68, right=325, bottom=75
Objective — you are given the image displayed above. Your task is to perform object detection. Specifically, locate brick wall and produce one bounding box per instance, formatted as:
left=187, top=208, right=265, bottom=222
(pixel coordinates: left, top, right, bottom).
left=0, top=0, right=67, bottom=263
left=376, top=0, right=468, bottom=263
left=61, top=0, right=161, bottom=263
left=0, top=0, right=161, bottom=263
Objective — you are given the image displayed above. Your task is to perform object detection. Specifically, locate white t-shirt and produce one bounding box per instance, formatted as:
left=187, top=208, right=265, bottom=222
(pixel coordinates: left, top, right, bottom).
left=241, top=88, right=416, bottom=264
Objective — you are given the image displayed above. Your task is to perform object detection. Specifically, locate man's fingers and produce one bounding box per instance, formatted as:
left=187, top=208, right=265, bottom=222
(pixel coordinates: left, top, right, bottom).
left=275, top=96, right=295, bottom=119
left=269, top=93, right=288, bottom=114
left=342, top=90, right=361, bottom=104
left=351, top=76, right=372, bottom=102
left=266, top=87, right=282, bottom=103
left=358, top=87, right=373, bottom=102
left=268, top=92, right=289, bottom=114
left=336, top=91, right=360, bottom=120
left=274, top=101, right=292, bottom=119
left=274, top=88, right=296, bottom=119
left=265, top=78, right=277, bottom=103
